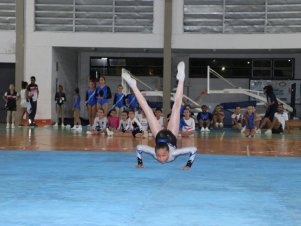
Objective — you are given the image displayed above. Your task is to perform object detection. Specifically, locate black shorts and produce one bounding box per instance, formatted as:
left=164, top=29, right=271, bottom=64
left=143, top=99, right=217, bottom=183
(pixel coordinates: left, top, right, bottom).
left=132, top=128, right=142, bottom=137
left=155, top=129, right=177, bottom=148
left=272, top=125, right=283, bottom=134
left=6, top=103, right=16, bottom=111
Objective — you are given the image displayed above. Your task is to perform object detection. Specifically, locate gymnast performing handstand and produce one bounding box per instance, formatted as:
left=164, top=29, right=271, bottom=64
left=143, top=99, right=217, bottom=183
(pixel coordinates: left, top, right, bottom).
left=122, top=62, right=197, bottom=170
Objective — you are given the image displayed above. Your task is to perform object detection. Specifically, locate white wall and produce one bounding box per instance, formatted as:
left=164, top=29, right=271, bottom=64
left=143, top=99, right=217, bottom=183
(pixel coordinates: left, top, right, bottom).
left=0, top=31, right=15, bottom=62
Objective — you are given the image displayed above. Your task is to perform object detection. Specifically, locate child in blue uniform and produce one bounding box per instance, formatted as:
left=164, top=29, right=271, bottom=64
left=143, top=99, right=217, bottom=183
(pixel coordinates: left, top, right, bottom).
left=113, top=84, right=126, bottom=117
left=197, top=105, right=212, bottom=132
left=122, top=62, right=197, bottom=170
left=243, top=106, right=260, bottom=138
left=72, top=87, right=82, bottom=131
left=97, top=76, right=111, bottom=115
left=125, top=89, right=138, bottom=110
left=86, top=81, right=98, bottom=126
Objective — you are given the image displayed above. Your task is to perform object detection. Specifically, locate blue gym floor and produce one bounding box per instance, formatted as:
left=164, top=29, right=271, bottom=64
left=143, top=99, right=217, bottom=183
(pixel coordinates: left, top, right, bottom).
left=0, top=151, right=301, bottom=226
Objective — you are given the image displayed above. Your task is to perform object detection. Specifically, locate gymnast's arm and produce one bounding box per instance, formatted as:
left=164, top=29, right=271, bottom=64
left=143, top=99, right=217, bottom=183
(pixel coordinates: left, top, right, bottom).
left=173, top=147, right=197, bottom=170
left=136, top=145, right=156, bottom=168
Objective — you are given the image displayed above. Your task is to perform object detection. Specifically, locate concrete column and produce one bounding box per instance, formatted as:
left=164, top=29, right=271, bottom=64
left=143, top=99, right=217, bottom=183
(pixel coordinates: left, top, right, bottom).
left=163, top=0, right=172, bottom=119
left=15, top=0, right=25, bottom=91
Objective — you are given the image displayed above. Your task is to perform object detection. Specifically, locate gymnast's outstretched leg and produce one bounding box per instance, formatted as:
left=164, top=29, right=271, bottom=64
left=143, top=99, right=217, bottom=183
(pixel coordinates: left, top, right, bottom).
left=122, top=69, right=162, bottom=137
left=167, top=61, right=185, bottom=137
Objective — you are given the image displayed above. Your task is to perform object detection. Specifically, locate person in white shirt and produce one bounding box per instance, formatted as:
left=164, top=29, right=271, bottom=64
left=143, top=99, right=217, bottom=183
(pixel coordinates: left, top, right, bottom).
left=180, top=108, right=195, bottom=137
left=87, top=108, right=107, bottom=135
left=231, top=106, right=243, bottom=131
left=19, top=81, right=30, bottom=126
left=114, top=110, right=131, bottom=137
left=264, top=104, right=288, bottom=135
left=154, top=108, right=164, bottom=128
left=122, top=61, right=197, bottom=170
left=138, top=110, right=150, bottom=137
left=125, top=109, right=143, bottom=137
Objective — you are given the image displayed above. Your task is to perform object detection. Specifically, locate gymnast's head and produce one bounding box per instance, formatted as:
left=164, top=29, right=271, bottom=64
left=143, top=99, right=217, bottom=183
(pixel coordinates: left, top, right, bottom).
left=155, top=142, right=169, bottom=163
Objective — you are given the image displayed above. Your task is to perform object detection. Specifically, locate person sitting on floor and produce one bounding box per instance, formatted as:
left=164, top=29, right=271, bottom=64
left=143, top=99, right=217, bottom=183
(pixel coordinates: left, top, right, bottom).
left=258, top=103, right=288, bottom=135
left=87, top=108, right=107, bottom=135
left=179, top=108, right=195, bottom=137
left=197, top=105, right=212, bottom=132
left=243, top=106, right=260, bottom=138
left=213, top=105, right=225, bottom=129
left=154, top=108, right=164, bottom=128
left=106, top=109, right=120, bottom=136
left=231, top=106, right=243, bottom=131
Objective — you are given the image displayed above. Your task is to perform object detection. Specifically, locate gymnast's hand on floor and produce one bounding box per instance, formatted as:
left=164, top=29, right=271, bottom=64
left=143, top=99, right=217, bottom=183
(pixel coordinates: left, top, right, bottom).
left=182, top=166, right=191, bottom=170
left=135, top=164, right=144, bottom=168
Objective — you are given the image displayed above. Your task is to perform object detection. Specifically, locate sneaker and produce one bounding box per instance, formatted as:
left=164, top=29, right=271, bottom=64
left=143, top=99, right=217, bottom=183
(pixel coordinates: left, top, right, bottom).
left=219, top=123, right=224, bottom=128
left=61, top=124, right=65, bottom=127
left=6, top=123, right=9, bottom=129
left=215, top=122, right=219, bottom=128
left=265, top=129, right=272, bottom=135
left=71, top=126, right=76, bottom=130
left=106, top=128, right=110, bottom=135
left=86, top=131, right=92, bottom=135
left=205, top=127, right=210, bottom=132
left=77, top=125, right=82, bottom=131
left=256, top=129, right=261, bottom=134
left=53, top=123, right=58, bottom=127
left=11, top=124, right=15, bottom=129
left=201, top=127, right=205, bottom=132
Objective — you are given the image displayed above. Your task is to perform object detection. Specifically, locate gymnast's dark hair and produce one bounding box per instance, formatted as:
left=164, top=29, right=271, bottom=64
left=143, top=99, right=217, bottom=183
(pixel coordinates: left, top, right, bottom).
left=155, top=142, right=170, bottom=152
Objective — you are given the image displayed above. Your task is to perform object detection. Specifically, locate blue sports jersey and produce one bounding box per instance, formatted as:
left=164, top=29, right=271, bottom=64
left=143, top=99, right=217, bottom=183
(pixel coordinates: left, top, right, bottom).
left=97, top=85, right=110, bottom=105
left=197, top=112, right=210, bottom=121
left=126, top=94, right=137, bottom=109
left=73, top=94, right=81, bottom=109
left=86, top=89, right=97, bottom=106
left=247, top=112, right=255, bottom=129
left=114, top=93, right=125, bottom=108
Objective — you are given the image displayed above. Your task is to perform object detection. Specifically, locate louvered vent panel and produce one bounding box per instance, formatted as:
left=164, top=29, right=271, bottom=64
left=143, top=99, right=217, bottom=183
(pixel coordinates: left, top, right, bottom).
left=0, top=0, right=16, bottom=30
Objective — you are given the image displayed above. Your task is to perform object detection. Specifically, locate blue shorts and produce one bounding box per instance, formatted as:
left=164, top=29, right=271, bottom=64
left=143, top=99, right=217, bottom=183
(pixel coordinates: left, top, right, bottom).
left=97, top=99, right=108, bottom=105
